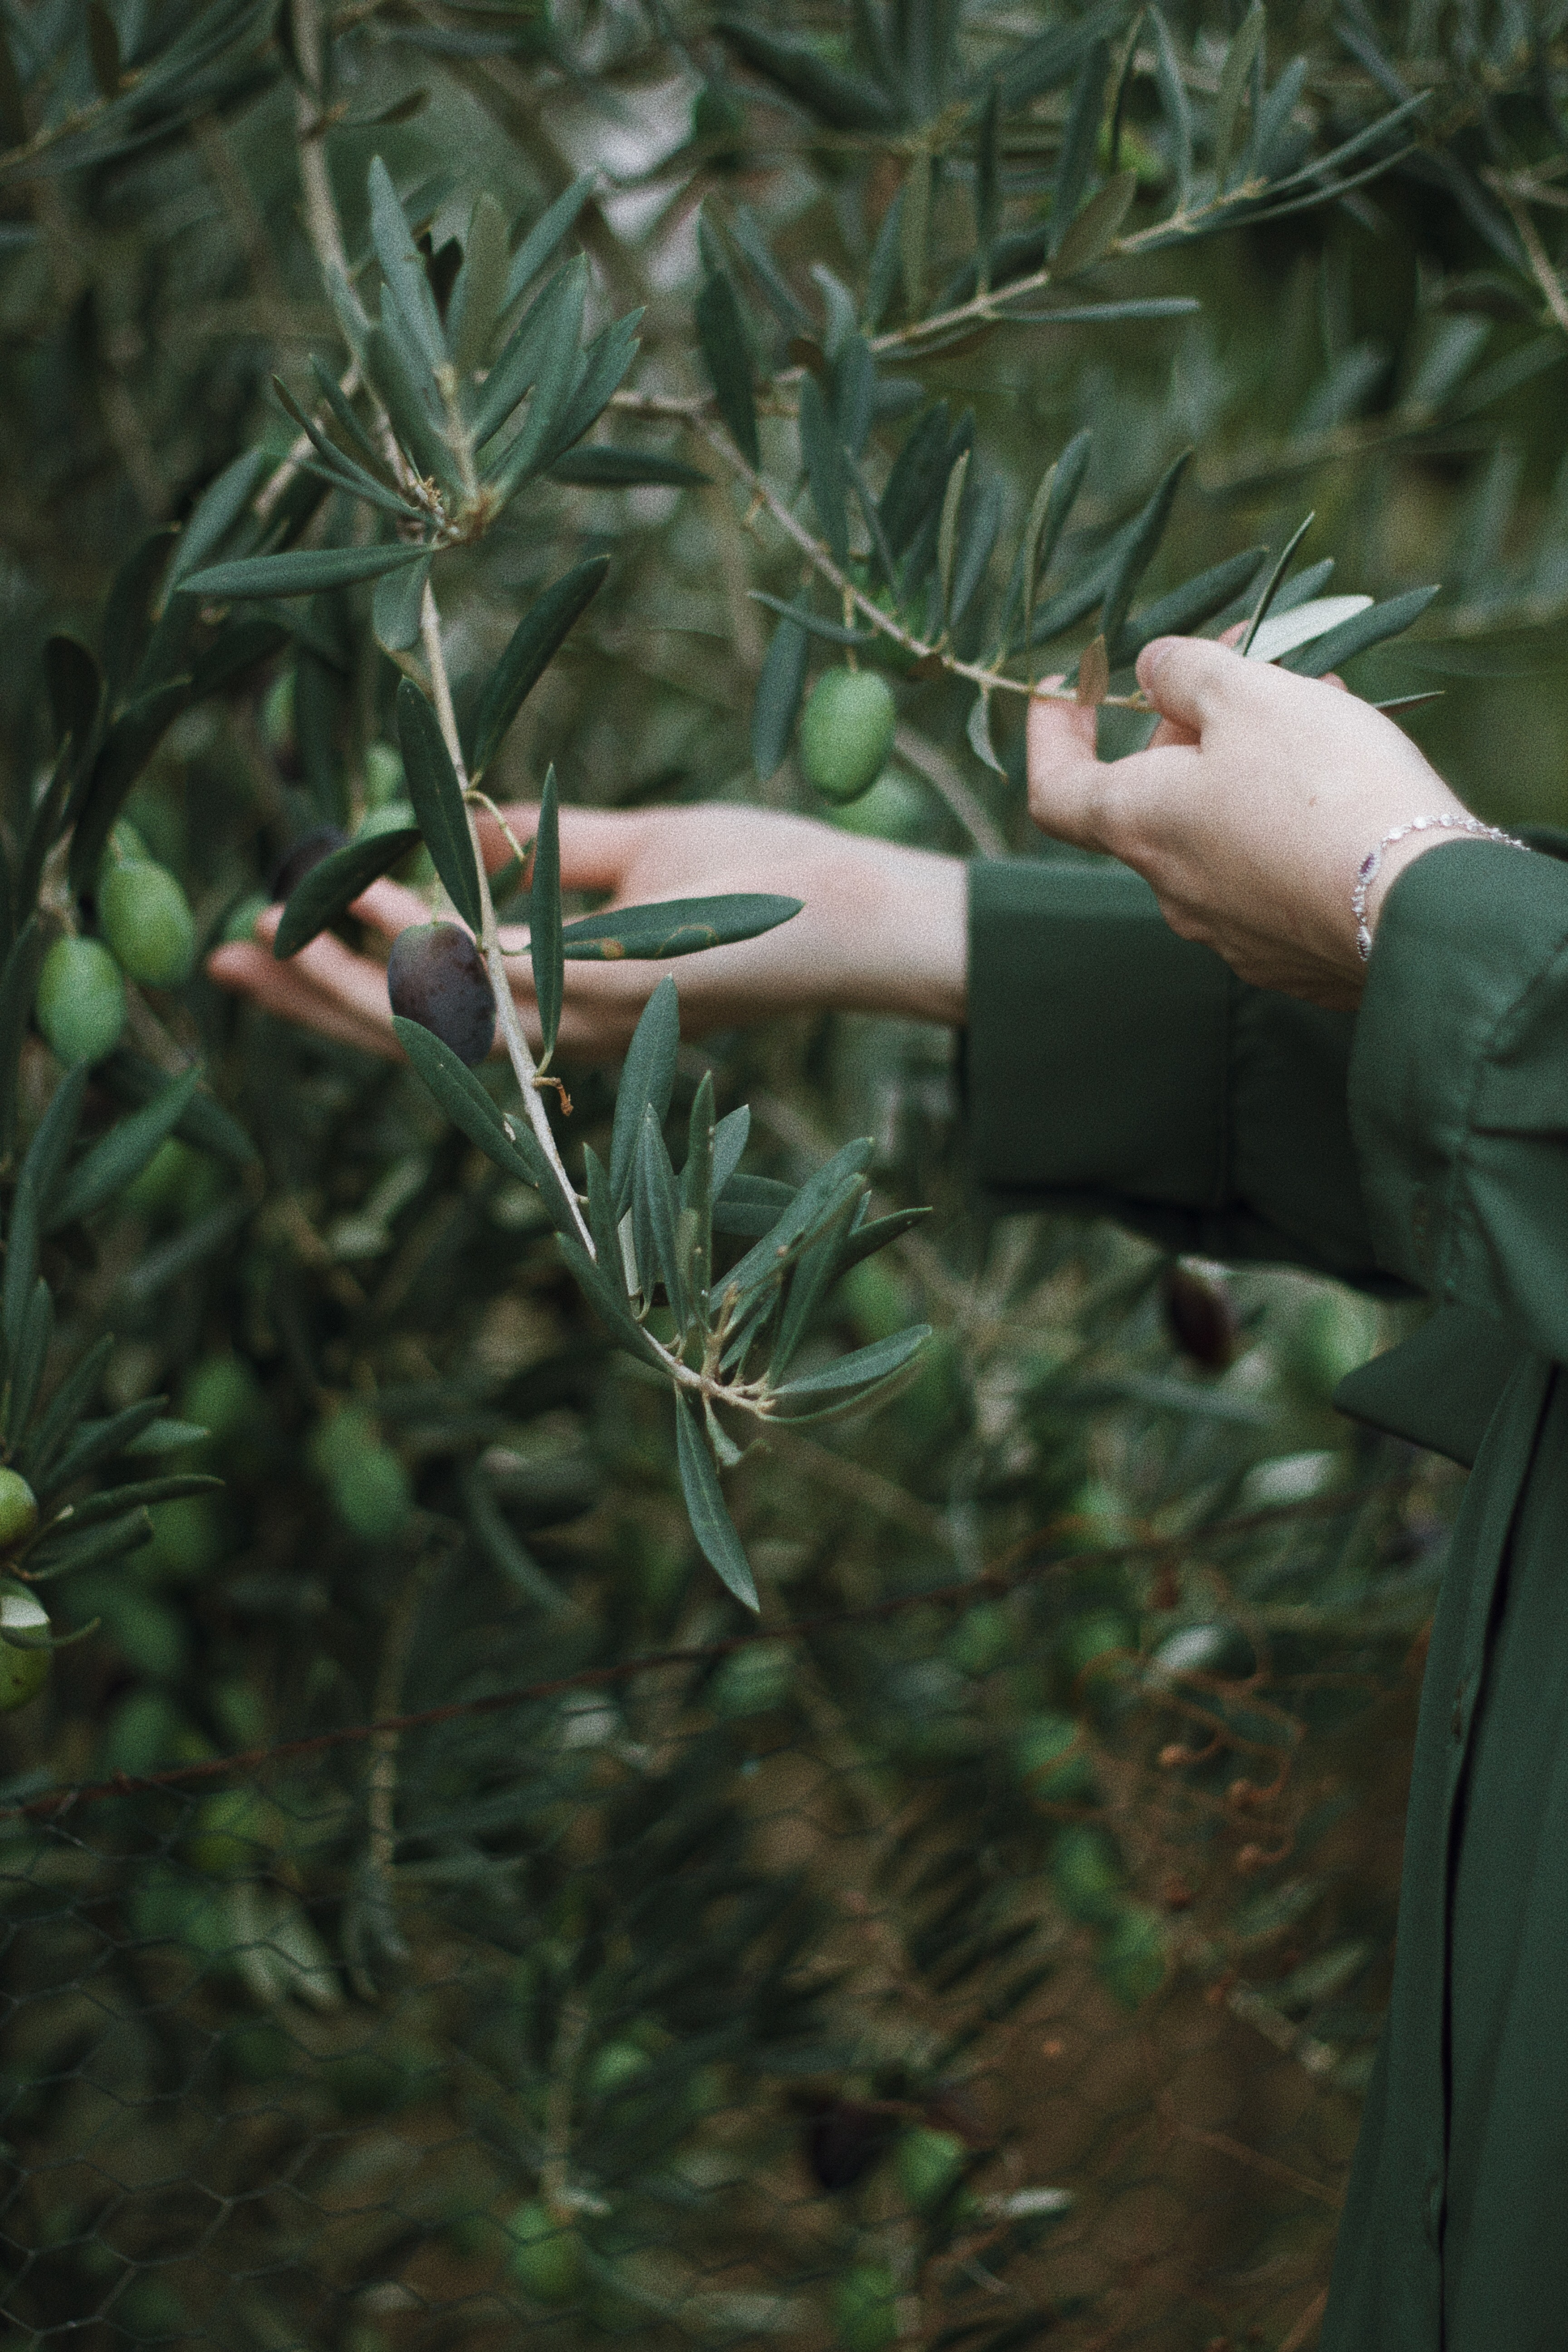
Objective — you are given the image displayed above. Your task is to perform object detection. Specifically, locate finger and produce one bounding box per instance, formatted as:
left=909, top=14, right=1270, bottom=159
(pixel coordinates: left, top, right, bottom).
left=1025, top=691, right=1105, bottom=844
left=348, top=876, right=438, bottom=940
left=1134, top=634, right=1251, bottom=732
left=497, top=801, right=657, bottom=894
left=206, top=942, right=401, bottom=1060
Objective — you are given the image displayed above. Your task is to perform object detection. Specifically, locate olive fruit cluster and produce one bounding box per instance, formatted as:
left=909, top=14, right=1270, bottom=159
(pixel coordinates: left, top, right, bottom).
left=386, top=922, right=496, bottom=1066
left=799, top=669, right=897, bottom=806
left=34, top=827, right=197, bottom=1068
left=0, top=1468, right=46, bottom=1713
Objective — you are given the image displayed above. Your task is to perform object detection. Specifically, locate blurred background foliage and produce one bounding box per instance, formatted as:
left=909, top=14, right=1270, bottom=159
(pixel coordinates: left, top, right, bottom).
left=0, top=0, right=1564, bottom=2345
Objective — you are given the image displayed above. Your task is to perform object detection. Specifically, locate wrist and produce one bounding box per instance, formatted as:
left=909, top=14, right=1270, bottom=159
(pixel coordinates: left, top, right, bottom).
left=1356, top=807, right=1527, bottom=959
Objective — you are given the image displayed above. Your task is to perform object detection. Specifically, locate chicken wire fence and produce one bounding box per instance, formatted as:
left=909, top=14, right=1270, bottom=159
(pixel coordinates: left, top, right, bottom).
left=0, top=1475, right=1436, bottom=2352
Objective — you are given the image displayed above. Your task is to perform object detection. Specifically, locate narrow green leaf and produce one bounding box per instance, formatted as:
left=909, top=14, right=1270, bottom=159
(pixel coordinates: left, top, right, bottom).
left=752, top=608, right=809, bottom=780
left=44, top=636, right=102, bottom=758
left=470, top=260, right=573, bottom=442
left=546, top=447, right=708, bottom=488
left=465, top=554, right=609, bottom=781
left=483, top=262, right=590, bottom=501
left=610, top=975, right=678, bottom=1217
left=951, top=466, right=1004, bottom=628
left=675, top=1392, right=759, bottom=1612
left=68, top=678, right=190, bottom=892
left=102, top=529, right=177, bottom=711
left=799, top=372, right=850, bottom=568
left=368, top=155, right=448, bottom=374
left=0, top=24, right=27, bottom=148
left=5, top=1277, right=51, bottom=1443
left=363, top=322, right=458, bottom=496
left=461, top=1462, right=571, bottom=1613
left=23, top=1510, right=153, bottom=1583
left=723, top=1137, right=875, bottom=1300
left=712, top=1106, right=750, bottom=1200
left=309, top=354, right=393, bottom=478
left=504, top=172, right=598, bottom=309
left=46, top=1396, right=170, bottom=1494
left=1238, top=512, right=1317, bottom=655
left=695, top=269, right=759, bottom=468
left=937, top=447, right=971, bottom=622
left=900, top=150, right=932, bottom=317
left=975, top=78, right=1001, bottom=287
left=714, top=16, right=899, bottom=132
left=1278, top=585, right=1439, bottom=676
left=47, top=1070, right=202, bottom=1231
left=865, top=185, right=904, bottom=331
left=531, top=764, right=564, bottom=1066
left=561, top=893, right=802, bottom=962
left=6, top=1067, right=86, bottom=1360
left=395, top=680, right=484, bottom=934
left=833, top=1204, right=931, bottom=1279
left=53, top=1473, right=224, bottom=1533
left=1108, top=10, right=1147, bottom=172
left=392, top=1016, right=579, bottom=1237
left=87, top=2, right=123, bottom=99
left=272, top=377, right=416, bottom=521
left=0, top=918, right=43, bottom=1159
left=1111, top=545, right=1269, bottom=664
left=1100, top=447, right=1192, bottom=654
left=770, top=1194, right=860, bottom=1380
left=681, top=1072, right=716, bottom=1323
left=16, top=750, right=75, bottom=929
left=1150, top=8, right=1193, bottom=206
left=726, top=202, right=812, bottom=335
left=714, top=1171, right=794, bottom=1239
left=183, top=542, right=426, bottom=602
left=167, top=450, right=271, bottom=592
left=372, top=551, right=431, bottom=654
left=273, top=828, right=422, bottom=958
left=750, top=593, right=876, bottom=648
left=1051, top=169, right=1137, bottom=279
left=879, top=402, right=952, bottom=559
left=966, top=691, right=1006, bottom=774
left=769, top=1324, right=931, bottom=1404
left=1051, top=40, right=1112, bottom=256
left=538, top=307, right=643, bottom=468
left=636, top=1106, right=686, bottom=1329
left=18, top=1333, right=113, bottom=1490
left=1213, top=2, right=1266, bottom=189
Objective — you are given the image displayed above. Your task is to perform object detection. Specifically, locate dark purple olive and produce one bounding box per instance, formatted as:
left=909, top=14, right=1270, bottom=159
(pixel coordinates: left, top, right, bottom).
left=270, top=826, right=347, bottom=903
left=387, top=921, right=496, bottom=1065
left=1161, top=1262, right=1241, bottom=1372
left=803, top=2101, right=895, bottom=2193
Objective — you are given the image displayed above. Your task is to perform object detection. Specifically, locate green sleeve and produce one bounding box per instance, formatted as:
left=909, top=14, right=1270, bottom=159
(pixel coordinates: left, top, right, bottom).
left=1350, top=835, right=1568, bottom=1358
left=965, top=858, right=1393, bottom=1288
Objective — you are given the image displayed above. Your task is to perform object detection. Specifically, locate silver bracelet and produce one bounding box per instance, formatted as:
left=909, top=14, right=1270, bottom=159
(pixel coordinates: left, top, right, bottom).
left=1353, top=813, right=1530, bottom=962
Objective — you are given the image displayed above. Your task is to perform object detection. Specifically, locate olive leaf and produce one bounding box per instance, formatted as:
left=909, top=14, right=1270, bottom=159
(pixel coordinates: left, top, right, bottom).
left=966, top=691, right=1007, bottom=774
left=273, top=828, right=422, bottom=959
left=1238, top=511, right=1318, bottom=654
left=766, top=1324, right=931, bottom=1411
left=1100, top=447, right=1192, bottom=654
left=503, top=171, right=598, bottom=310
left=674, top=1391, right=760, bottom=1612
left=47, top=1069, right=203, bottom=1231
left=1051, top=170, right=1137, bottom=279
left=182, top=541, right=427, bottom=603
left=530, top=764, right=564, bottom=1067
left=799, top=372, right=850, bottom=568
left=368, top=156, right=447, bottom=375
left=1278, top=584, right=1439, bottom=676
left=752, top=605, right=810, bottom=780
left=1213, top=2, right=1266, bottom=188
left=392, top=1016, right=579, bottom=1237
left=465, top=554, right=609, bottom=782
left=696, top=265, right=760, bottom=468
left=1051, top=40, right=1112, bottom=256
left=610, top=976, right=680, bottom=1217
left=395, top=680, right=484, bottom=935
left=559, top=894, right=802, bottom=961
left=372, top=552, right=432, bottom=654
left=449, top=191, right=510, bottom=377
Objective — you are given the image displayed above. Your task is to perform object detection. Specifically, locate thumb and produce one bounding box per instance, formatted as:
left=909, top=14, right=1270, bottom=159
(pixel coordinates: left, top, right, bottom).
left=1135, top=635, right=1250, bottom=734
left=1026, top=687, right=1105, bottom=846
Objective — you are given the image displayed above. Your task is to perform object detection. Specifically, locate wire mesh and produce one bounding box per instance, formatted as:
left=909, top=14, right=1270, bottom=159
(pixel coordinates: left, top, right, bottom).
left=0, top=1474, right=1431, bottom=2352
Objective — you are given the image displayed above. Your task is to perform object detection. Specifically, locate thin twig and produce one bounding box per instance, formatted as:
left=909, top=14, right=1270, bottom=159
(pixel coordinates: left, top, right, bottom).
left=1494, top=181, right=1568, bottom=335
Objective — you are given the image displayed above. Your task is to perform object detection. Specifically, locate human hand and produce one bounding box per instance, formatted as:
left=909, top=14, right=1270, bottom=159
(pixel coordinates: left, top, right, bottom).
left=206, top=804, right=967, bottom=1061
left=1026, top=637, right=1471, bottom=1008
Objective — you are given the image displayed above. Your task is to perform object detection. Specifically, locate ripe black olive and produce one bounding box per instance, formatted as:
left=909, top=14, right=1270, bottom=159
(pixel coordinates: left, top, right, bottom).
left=803, top=2100, right=895, bottom=2193
left=1161, top=1261, right=1241, bottom=1372
left=386, top=921, right=496, bottom=1066
left=270, top=826, right=348, bottom=903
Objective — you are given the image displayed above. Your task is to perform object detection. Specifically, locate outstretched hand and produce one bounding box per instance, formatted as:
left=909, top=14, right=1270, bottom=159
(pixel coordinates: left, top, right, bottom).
left=1027, top=637, right=1471, bottom=1008
left=206, top=803, right=967, bottom=1060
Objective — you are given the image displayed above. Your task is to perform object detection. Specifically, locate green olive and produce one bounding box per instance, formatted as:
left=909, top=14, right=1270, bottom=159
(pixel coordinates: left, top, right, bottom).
left=99, top=860, right=197, bottom=990
left=0, top=1582, right=50, bottom=1712
left=220, top=890, right=270, bottom=946
left=1050, top=1823, right=1125, bottom=1926
left=505, top=2200, right=582, bottom=2304
left=179, top=1356, right=263, bottom=1449
left=35, top=936, right=127, bottom=1067
left=329, top=1443, right=412, bottom=1543
left=1096, top=1902, right=1167, bottom=2009
left=799, top=670, right=897, bottom=804
left=832, top=2264, right=899, bottom=2352
left=0, top=1469, right=39, bottom=1551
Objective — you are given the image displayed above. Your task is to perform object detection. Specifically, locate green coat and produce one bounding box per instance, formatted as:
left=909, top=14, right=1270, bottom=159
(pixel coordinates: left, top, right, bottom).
left=967, top=839, right=1568, bottom=2352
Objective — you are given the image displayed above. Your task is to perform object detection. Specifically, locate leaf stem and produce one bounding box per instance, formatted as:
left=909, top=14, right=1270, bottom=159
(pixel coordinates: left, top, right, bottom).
left=416, top=583, right=594, bottom=1256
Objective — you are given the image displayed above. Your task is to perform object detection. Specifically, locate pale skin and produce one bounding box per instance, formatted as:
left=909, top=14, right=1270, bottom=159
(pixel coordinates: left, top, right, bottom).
left=206, top=636, right=1475, bottom=1052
